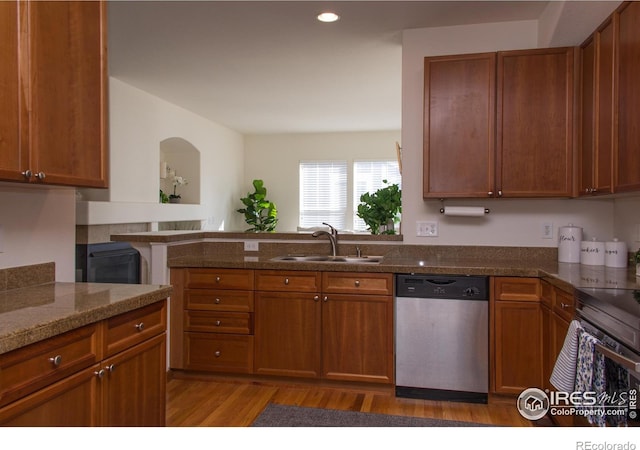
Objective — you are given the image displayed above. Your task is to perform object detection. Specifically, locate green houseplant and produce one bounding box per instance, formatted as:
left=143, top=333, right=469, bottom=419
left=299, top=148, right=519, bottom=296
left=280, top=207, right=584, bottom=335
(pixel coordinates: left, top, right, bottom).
left=237, top=179, right=278, bottom=232
left=357, top=180, right=401, bottom=235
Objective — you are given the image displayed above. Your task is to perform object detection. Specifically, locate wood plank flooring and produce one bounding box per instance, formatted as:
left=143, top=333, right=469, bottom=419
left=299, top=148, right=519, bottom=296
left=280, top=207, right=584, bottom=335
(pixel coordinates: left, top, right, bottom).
left=166, top=373, right=534, bottom=427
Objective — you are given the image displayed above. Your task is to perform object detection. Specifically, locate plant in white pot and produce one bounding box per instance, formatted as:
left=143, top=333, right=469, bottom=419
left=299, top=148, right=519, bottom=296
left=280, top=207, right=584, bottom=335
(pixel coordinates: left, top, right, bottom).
left=356, top=180, right=401, bottom=235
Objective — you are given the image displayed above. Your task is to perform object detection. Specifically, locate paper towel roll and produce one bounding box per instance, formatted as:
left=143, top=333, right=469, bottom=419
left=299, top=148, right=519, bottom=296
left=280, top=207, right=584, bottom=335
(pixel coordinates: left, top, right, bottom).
left=442, top=206, right=486, bottom=217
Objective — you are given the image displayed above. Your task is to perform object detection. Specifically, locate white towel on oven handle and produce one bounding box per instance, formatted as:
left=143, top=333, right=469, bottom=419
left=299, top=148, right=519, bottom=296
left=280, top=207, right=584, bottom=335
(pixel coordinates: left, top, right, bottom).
left=550, top=319, right=583, bottom=392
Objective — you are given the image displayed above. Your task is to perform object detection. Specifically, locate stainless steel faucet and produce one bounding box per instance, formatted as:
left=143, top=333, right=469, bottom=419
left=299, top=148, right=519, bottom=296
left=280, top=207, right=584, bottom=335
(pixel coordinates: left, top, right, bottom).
left=312, top=222, right=338, bottom=257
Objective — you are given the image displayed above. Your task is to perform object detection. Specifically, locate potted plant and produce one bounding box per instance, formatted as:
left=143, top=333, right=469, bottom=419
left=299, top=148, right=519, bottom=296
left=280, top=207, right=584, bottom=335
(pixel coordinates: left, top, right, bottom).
left=237, top=179, right=278, bottom=232
left=356, top=180, right=401, bottom=235
left=169, top=174, right=188, bottom=203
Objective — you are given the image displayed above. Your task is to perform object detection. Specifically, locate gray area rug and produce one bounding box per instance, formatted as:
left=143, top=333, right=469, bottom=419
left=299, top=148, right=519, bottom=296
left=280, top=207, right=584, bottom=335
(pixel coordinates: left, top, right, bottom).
left=251, top=403, right=491, bottom=427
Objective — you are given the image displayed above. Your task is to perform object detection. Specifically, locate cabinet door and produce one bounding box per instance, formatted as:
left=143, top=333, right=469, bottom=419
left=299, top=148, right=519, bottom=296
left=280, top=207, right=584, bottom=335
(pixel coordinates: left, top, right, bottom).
left=321, top=294, right=393, bottom=384
left=580, top=19, right=615, bottom=196
left=0, top=0, right=27, bottom=182
left=100, top=333, right=166, bottom=427
left=0, top=364, right=100, bottom=426
left=254, top=291, right=321, bottom=378
left=615, top=1, right=640, bottom=192
left=497, top=48, right=575, bottom=197
left=423, top=53, right=496, bottom=198
left=27, top=1, right=108, bottom=187
left=493, top=300, right=543, bottom=394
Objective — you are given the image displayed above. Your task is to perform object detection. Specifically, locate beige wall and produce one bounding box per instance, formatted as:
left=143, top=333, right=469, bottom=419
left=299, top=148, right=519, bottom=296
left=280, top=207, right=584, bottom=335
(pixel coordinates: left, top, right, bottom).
left=244, top=130, right=401, bottom=232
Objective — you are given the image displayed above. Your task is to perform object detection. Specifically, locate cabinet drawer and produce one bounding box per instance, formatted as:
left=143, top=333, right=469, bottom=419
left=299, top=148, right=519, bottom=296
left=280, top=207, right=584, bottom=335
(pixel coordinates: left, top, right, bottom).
left=185, top=311, right=252, bottom=334
left=186, top=269, right=254, bottom=290
left=0, top=324, right=100, bottom=408
left=104, top=300, right=167, bottom=358
left=185, top=289, right=254, bottom=312
left=322, top=272, right=393, bottom=295
left=255, top=270, right=320, bottom=292
left=184, top=333, right=253, bottom=373
left=553, top=288, right=575, bottom=322
left=493, top=277, right=540, bottom=301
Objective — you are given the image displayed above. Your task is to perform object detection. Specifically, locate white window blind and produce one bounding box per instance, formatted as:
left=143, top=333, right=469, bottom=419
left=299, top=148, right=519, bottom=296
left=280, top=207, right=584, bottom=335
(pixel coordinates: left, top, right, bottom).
left=299, top=161, right=347, bottom=229
left=353, top=160, right=401, bottom=232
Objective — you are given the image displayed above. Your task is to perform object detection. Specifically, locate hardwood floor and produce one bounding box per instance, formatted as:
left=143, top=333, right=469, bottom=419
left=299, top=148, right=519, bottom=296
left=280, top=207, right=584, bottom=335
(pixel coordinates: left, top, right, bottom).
left=166, top=373, right=534, bottom=427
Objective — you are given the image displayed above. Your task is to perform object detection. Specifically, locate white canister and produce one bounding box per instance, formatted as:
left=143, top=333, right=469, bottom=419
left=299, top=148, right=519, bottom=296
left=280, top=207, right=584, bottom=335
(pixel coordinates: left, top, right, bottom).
left=604, top=238, right=628, bottom=268
left=558, top=224, right=582, bottom=263
left=581, top=238, right=605, bottom=266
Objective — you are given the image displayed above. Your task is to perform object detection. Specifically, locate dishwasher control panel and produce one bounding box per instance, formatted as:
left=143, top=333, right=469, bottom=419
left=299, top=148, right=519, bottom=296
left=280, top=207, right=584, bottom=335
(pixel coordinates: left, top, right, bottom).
left=395, top=274, right=489, bottom=300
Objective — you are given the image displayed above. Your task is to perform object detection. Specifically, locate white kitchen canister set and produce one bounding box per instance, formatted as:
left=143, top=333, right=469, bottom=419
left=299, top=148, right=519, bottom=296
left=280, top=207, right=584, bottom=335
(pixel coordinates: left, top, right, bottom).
left=558, top=224, right=631, bottom=270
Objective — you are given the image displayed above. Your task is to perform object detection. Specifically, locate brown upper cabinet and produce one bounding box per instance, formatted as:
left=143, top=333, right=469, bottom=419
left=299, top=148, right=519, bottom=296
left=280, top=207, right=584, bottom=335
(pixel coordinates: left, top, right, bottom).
left=424, top=47, right=575, bottom=199
left=0, top=0, right=108, bottom=188
left=615, top=1, right=640, bottom=193
left=579, top=17, right=615, bottom=197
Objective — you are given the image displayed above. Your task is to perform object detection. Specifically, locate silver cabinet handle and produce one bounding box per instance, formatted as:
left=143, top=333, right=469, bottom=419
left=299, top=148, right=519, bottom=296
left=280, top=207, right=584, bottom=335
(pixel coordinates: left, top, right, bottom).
left=215, top=276, right=221, bottom=283
left=22, top=170, right=32, bottom=179
left=313, top=295, right=320, bottom=302
left=35, top=171, right=46, bottom=180
left=214, top=350, right=221, bottom=358
left=323, top=296, right=328, bottom=302
left=215, top=298, right=221, bottom=304
left=49, top=355, right=62, bottom=366
left=497, top=190, right=503, bottom=197
left=215, top=320, right=221, bottom=326
left=488, top=191, right=494, bottom=197
left=284, top=278, right=289, bottom=285
left=95, top=369, right=105, bottom=379
left=354, top=280, right=360, bottom=287
left=105, top=364, right=116, bottom=373
left=135, top=322, right=145, bottom=331
left=560, top=303, right=569, bottom=309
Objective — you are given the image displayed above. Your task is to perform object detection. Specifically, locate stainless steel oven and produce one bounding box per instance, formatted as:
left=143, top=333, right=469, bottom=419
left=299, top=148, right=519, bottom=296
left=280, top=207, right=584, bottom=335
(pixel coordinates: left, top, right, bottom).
left=575, top=287, right=640, bottom=423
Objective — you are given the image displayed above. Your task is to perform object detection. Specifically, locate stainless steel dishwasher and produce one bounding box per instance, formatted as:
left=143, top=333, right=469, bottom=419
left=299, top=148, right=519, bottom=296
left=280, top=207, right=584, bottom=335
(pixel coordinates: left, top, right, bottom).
left=395, top=274, right=489, bottom=403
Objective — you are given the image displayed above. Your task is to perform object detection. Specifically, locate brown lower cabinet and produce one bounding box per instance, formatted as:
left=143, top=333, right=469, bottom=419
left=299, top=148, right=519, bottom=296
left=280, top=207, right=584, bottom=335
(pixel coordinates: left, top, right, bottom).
left=491, top=277, right=543, bottom=395
left=171, top=268, right=394, bottom=385
left=0, top=300, right=167, bottom=426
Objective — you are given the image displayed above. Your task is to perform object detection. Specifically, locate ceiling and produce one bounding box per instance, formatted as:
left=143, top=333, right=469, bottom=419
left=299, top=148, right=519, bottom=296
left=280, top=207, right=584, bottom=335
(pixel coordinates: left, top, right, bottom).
left=108, top=1, right=560, bottom=135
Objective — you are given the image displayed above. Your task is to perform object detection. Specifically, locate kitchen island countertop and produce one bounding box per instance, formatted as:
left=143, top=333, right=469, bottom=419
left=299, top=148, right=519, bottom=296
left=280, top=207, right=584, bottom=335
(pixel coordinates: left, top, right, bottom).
left=0, top=282, right=172, bottom=355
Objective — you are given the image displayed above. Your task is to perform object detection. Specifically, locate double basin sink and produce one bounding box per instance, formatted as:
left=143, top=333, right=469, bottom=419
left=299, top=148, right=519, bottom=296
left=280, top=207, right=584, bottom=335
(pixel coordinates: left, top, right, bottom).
left=270, top=254, right=384, bottom=264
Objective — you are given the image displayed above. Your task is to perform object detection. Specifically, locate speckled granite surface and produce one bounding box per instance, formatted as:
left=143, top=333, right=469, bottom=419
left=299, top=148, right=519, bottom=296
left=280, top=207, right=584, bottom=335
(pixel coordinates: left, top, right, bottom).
left=0, top=265, right=173, bottom=355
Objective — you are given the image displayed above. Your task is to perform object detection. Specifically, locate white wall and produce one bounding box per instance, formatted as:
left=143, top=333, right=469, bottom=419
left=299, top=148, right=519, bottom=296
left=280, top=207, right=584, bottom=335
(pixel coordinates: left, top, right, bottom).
left=81, top=78, right=246, bottom=231
left=400, top=20, right=615, bottom=248
left=0, top=183, right=76, bottom=281
left=244, top=130, right=401, bottom=232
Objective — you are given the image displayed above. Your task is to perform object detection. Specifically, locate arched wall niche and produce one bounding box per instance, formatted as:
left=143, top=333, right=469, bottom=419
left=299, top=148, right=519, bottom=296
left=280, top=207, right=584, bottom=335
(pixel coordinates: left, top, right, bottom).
left=159, top=137, right=201, bottom=204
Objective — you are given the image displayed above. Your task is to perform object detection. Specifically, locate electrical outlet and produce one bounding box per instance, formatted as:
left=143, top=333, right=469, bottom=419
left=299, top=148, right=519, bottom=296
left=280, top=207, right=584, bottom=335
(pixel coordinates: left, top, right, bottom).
left=244, top=241, right=259, bottom=252
left=416, top=221, right=438, bottom=237
left=542, top=222, right=553, bottom=239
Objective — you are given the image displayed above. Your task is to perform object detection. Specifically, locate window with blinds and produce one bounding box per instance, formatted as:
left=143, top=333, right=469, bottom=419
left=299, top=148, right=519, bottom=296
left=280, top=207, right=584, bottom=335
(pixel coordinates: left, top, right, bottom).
left=299, top=161, right=347, bottom=229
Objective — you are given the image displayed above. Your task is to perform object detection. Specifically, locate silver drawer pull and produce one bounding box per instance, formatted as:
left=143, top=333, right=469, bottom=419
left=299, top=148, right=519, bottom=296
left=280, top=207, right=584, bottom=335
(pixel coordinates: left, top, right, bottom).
left=313, top=295, right=320, bottom=302
left=323, top=296, right=328, bottom=302
left=560, top=303, right=569, bottom=309
left=215, top=320, right=222, bottom=326
left=49, top=355, right=62, bottom=367
left=215, top=298, right=221, bottom=304
left=284, top=278, right=289, bottom=285
left=95, top=369, right=105, bottom=379
left=215, top=276, right=221, bottom=283
left=135, top=322, right=145, bottom=331
left=214, top=350, right=221, bottom=358
left=355, top=280, right=360, bottom=287
left=105, top=364, right=116, bottom=373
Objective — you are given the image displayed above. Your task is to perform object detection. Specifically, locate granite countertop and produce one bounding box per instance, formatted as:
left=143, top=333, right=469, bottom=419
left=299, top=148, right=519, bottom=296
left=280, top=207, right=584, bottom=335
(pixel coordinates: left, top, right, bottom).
left=0, top=282, right=173, bottom=355
left=167, top=253, right=640, bottom=292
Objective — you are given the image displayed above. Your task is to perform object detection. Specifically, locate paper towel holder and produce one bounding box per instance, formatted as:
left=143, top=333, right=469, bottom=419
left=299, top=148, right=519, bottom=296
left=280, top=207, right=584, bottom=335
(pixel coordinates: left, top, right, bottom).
left=439, top=199, right=490, bottom=215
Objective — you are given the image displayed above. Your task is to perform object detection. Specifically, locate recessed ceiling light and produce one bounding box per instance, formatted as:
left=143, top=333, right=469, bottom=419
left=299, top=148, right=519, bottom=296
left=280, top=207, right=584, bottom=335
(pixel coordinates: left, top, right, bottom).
left=317, top=12, right=339, bottom=23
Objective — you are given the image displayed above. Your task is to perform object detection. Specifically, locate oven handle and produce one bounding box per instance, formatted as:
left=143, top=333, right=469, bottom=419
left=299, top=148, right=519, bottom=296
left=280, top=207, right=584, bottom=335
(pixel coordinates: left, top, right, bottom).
left=594, top=342, right=640, bottom=373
